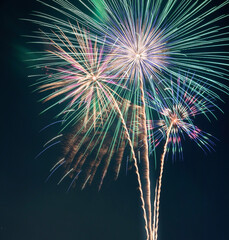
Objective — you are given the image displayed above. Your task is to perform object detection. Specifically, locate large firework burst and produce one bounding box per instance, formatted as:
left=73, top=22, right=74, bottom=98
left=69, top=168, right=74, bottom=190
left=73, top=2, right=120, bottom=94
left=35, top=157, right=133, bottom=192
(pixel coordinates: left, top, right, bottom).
left=26, top=1, right=229, bottom=239
left=31, top=0, right=229, bottom=95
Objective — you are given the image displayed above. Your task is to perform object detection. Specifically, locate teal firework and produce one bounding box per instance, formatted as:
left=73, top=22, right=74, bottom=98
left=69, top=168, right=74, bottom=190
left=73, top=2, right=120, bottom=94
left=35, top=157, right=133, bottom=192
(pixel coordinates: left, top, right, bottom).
left=25, top=1, right=228, bottom=240
left=147, top=75, right=216, bottom=158
left=30, top=22, right=150, bottom=235
left=30, top=0, right=229, bottom=98
left=33, top=25, right=142, bottom=185
left=147, top=75, right=216, bottom=240
left=35, top=26, right=123, bottom=127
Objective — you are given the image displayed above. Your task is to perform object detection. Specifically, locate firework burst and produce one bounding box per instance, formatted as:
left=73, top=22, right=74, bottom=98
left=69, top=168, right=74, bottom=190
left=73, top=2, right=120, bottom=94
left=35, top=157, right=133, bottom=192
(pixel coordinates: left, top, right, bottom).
left=31, top=0, right=229, bottom=97
left=36, top=25, right=121, bottom=128
left=147, top=75, right=216, bottom=157
left=147, top=76, right=215, bottom=240
left=30, top=22, right=150, bottom=237
left=26, top=0, right=229, bottom=239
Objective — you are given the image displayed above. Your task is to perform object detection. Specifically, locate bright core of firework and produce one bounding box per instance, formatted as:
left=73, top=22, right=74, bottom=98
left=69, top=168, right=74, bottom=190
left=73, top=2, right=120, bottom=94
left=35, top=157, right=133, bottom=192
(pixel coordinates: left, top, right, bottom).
left=37, top=26, right=121, bottom=126
left=161, top=104, right=189, bottom=127
left=171, top=115, right=178, bottom=125
left=107, top=18, right=168, bottom=82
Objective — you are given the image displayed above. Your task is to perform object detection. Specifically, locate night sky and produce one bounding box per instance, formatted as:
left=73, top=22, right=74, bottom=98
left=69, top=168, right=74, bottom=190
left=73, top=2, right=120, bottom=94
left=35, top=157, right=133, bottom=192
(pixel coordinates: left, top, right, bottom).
left=1, top=1, right=229, bottom=240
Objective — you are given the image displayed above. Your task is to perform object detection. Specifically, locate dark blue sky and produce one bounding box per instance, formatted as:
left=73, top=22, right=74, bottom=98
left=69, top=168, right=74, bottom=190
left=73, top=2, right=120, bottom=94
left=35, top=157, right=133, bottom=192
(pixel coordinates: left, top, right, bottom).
left=1, top=1, right=229, bottom=240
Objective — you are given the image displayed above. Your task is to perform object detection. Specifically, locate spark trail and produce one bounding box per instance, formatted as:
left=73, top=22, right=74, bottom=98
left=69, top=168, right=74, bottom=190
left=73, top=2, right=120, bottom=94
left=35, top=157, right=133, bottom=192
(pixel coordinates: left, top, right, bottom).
left=153, top=122, right=172, bottom=240
left=110, top=96, right=150, bottom=239
left=139, top=74, right=152, bottom=239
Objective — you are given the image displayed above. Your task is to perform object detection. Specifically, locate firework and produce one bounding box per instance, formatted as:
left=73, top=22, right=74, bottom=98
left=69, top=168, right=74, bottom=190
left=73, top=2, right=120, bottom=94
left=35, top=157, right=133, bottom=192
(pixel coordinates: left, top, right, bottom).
left=36, top=26, right=120, bottom=127
left=147, top=76, right=215, bottom=240
left=50, top=102, right=150, bottom=237
left=31, top=0, right=229, bottom=98
left=27, top=0, right=229, bottom=239
left=30, top=22, right=150, bottom=237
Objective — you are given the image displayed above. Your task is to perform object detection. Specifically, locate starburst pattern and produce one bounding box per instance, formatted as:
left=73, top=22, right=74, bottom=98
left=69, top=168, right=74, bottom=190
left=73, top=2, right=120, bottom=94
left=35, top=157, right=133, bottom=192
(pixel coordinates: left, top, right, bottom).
left=147, top=75, right=216, bottom=240
left=31, top=22, right=151, bottom=237
left=30, top=0, right=229, bottom=97
left=26, top=1, right=229, bottom=239
left=147, top=75, right=216, bottom=157
left=36, top=26, right=123, bottom=128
